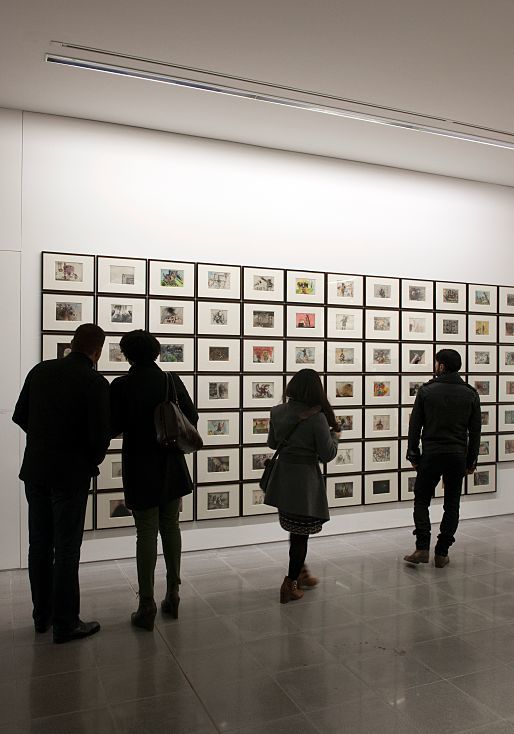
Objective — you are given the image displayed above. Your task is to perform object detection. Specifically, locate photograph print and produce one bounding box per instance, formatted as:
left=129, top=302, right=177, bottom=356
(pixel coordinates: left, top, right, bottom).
left=41, top=334, right=74, bottom=361
left=365, top=276, right=400, bottom=308
left=243, top=375, right=283, bottom=408
left=96, top=492, right=134, bottom=530
left=243, top=303, right=284, bottom=337
left=242, top=411, right=271, bottom=445
left=365, top=375, right=399, bottom=405
left=326, top=341, right=363, bottom=373
left=96, top=296, right=146, bottom=333
left=196, top=484, right=240, bottom=520
left=364, top=472, right=399, bottom=504
left=326, top=475, right=362, bottom=507
left=327, top=375, right=363, bottom=406
left=97, top=257, right=146, bottom=295
left=468, top=314, right=497, bottom=343
left=42, top=252, right=95, bottom=292
left=286, top=340, right=324, bottom=372
left=365, top=342, right=399, bottom=373
left=401, top=343, right=434, bottom=373
left=364, top=439, right=398, bottom=472
left=242, top=482, right=276, bottom=516
left=467, top=464, right=496, bottom=494
left=468, top=284, right=498, bottom=313
left=196, top=447, right=240, bottom=483
left=196, top=375, right=240, bottom=409
left=364, top=407, right=399, bottom=439
left=327, top=307, right=363, bottom=339
left=401, top=311, right=433, bottom=341
left=286, top=270, right=325, bottom=304
left=149, top=298, right=195, bottom=334
left=243, top=446, right=276, bottom=480
left=327, top=273, right=364, bottom=306
left=157, top=337, right=194, bottom=371
left=333, top=408, right=363, bottom=440
left=326, top=441, right=363, bottom=474
left=401, top=279, right=433, bottom=310
left=365, top=309, right=399, bottom=340
left=197, top=338, right=241, bottom=372
left=197, top=263, right=241, bottom=300
left=468, top=345, right=497, bottom=373
left=435, top=281, right=466, bottom=311
left=149, top=259, right=195, bottom=298
left=243, top=339, right=283, bottom=372
left=42, top=293, right=94, bottom=332
left=435, top=313, right=467, bottom=342
left=498, top=435, right=514, bottom=463
left=243, top=267, right=285, bottom=302
left=197, top=412, right=240, bottom=446
left=287, top=305, right=325, bottom=338
left=467, top=375, right=497, bottom=404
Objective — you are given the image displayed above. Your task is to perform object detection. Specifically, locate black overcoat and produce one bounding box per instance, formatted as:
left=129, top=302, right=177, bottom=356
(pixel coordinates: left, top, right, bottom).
left=110, top=362, right=198, bottom=510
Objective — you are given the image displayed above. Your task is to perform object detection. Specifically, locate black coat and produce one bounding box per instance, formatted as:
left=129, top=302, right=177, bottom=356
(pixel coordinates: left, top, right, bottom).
left=407, top=372, right=481, bottom=468
left=12, top=352, right=111, bottom=488
left=110, top=363, right=198, bottom=510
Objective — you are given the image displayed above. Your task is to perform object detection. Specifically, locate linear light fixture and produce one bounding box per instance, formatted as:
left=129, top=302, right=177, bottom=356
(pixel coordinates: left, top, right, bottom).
left=45, top=53, right=514, bottom=151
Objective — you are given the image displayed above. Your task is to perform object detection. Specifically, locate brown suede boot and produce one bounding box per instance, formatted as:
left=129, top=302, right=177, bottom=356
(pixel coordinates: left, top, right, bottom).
left=404, top=549, right=430, bottom=564
left=131, top=596, right=157, bottom=631
left=434, top=554, right=450, bottom=568
left=280, top=577, right=304, bottom=604
left=298, top=565, right=319, bottom=589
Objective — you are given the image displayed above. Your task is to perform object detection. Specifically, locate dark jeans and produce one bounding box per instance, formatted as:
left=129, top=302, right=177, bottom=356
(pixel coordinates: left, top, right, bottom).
left=25, top=482, right=89, bottom=632
left=132, top=498, right=181, bottom=599
left=288, top=534, right=309, bottom=580
left=413, top=453, right=467, bottom=556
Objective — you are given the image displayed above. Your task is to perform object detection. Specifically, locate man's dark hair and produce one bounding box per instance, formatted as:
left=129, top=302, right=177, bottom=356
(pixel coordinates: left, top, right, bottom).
left=285, top=368, right=338, bottom=430
left=119, top=330, right=160, bottom=364
left=71, top=323, right=105, bottom=355
left=435, top=348, right=462, bottom=373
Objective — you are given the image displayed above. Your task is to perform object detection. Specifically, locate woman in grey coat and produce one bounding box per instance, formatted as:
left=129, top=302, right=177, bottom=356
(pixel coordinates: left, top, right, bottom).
left=264, top=369, right=340, bottom=603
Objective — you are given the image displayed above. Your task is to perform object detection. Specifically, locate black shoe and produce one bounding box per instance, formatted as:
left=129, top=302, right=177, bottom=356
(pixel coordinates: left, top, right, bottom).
left=161, top=589, right=180, bottom=619
left=131, top=597, right=157, bottom=631
left=53, top=620, right=101, bottom=644
left=34, top=620, right=52, bottom=634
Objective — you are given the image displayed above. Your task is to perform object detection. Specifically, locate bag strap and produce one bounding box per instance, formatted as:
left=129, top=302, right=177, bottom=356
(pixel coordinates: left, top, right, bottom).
left=168, top=372, right=179, bottom=405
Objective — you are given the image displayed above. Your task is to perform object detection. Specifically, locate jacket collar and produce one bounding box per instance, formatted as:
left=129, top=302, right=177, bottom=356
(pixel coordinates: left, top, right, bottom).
left=128, top=361, right=161, bottom=373
left=434, top=372, right=465, bottom=385
left=65, top=351, right=93, bottom=368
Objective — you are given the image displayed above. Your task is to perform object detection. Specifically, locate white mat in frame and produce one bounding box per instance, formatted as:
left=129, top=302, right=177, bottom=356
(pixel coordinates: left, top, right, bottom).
left=401, top=279, right=433, bottom=310
left=198, top=338, right=241, bottom=372
left=468, top=284, right=498, bottom=314
left=286, top=270, right=325, bottom=304
left=242, top=482, right=276, bottom=515
left=41, top=333, right=73, bottom=360
left=196, top=447, right=240, bottom=484
left=468, top=314, right=497, bottom=343
left=97, top=337, right=130, bottom=371
left=468, top=345, right=497, bottom=373
left=197, top=301, right=240, bottom=336
left=242, top=446, right=275, bottom=481
left=42, top=293, right=94, bottom=331
left=436, top=313, right=467, bottom=342
left=365, top=276, right=400, bottom=308
left=97, top=453, right=123, bottom=490
left=365, top=342, right=399, bottom=372
left=243, top=375, right=284, bottom=408
left=401, top=343, right=434, bottom=373
left=242, top=411, right=271, bottom=444
left=499, top=317, right=514, bottom=343
left=196, top=484, right=240, bottom=520
left=401, top=375, right=432, bottom=405
left=197, top=263, right=241, bottom=300
left=197, top=375, right=240, bottom=409
left=326, top=474, right=362, bottom=507
left=364, top=408, right=399, bottom=439
left=149, top=259, right=195, bottom=298
left=435, top=343, right=467, bottom=371
left=478, top=435, right=496, bottom=464
left=197, top=412, right=240, bottom=446
left=326, top=341, right=363, bottom=373
left=327, top=307, right=363, bottom=339
left=364, top=439, right=399, bottom=472
left=157, top=337, right=194, bottom=372
left=467, top=464, right=497, bottom=493
left=364, top=472, right=399, bottom=504
left=327, top=274, right=364, bottom=306
left=327, top=441, right=362, bottom=474
left=499, top=376, right=514, bottom=402
left=243, top=267, right=284, bottom=302
left=499, top=287, right=514, bottom=315
left=435, top=281, right=467, bottom=312
left=364, top=375, right=399, bottom=406
left=242, top=339, right=283, bottom=372
left=286, top=305, right=325, bottom=338
left=467, top=375, right=497, bottom=403
left=334, top=408, right=362, bottom=440
left=401, top=311, right=434, bottom=341
left=498, top=434, right=514, bottom=462
left=97, top=257, right=146, bottom=295
left=365, top=309, right=399, bottom=340
left=97, top=296, right=145, bottom=333
left=499, top=346, right=514, bottom=373
left=243, top=303, right=284, bottom=337
left=43, top=252, right=95, bottom=292
left=327, top=375, right=363, bottom=406
left=480, top=405, right=497, bottom=434
left=286, top=340, right=324, bottom=372
left=149, top=299, right=195, bottom=334
left=498, top=406, right=514, bottom=432
left=96, top=491, right=134, bottom=529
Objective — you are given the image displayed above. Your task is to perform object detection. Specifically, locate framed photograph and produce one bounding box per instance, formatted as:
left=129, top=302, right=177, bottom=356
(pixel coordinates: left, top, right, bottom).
left=243, top=375, right=283, bottom=408
left=499, top=376, right=514, bottom=403
left=364, top=376, right=399, bottom=406
left=197, top=412, right=240, bottom=446
left=365, top=310, right=399, bottom=341
left=196, top=484, right=240, bottom=520
left=198, top=338, right=241, bottom=372
left=197, top=263, right=241, bottom=300
left=41, top=334, right=73, bottom=360
left=97, top=257, right=146, bottom=295
left=364, top=408, right=399, bottom=439
left=242, top=482, right=276, bottom=516
left=197, top=375, right=240, bottom=409
left=401, top=407, right=413, bottom=436
left=242, top=339, right=283, bottom=372
left=327, top=274, right=364, bottom=306
left=435, top=281, right=466, bottom=311
left=401, top=279, right=433, bottom=310
left=180, top=492, right=194, bottom=522
left=97, top=337, right=130, bottom=372
left=149, top=260, right=195, bottom=298
left=499, top=317, right=514, bottom=344
left=326, top=375, right=363, bottom=406
left=401, top=375, right=430, bottom=405
left=468, top=375, right=497, bottom=403
left=401, top=343, right=434, bottom=373
left=286, top=270, right=325, bottom=304
left=365, top=342, right=399, bottom=373
left=480, top=405, right=497, bottom=434
left=286, top=306, right=325, bottom=338
left=198, top=301, right=240, bottom=336
left=243, top=303, right=284, bottom=337
left=286, top=341, right=325, bottom=372
left=242, top=411, right=271, bottom=444
left=364, top=472, right=399, bottom=504
left=97, top=453, right=124, bottom=490
left=243, top=267, right=284, bottom=302
left=96, top=492, right=134, bottom=529
left=400, top=470, right=417, bottom=501
left=84, top=495, right=93, bottom=531
left=400, top=439, right=411, bottom=469
left=467, top=464, right=496, bottom=494
left=498, top=435, right=514, bottom=462
left=468, top=315, right=497, bottom=343
left=326, top=475, right=362, bottom=507
left=499, top=287, right=514, bottom=315
left=499, top=346, right=514, bottom=373
left=468, top=284, right=498, bottom=313
left=469, top=345, right=497, bottom=373
left=327, top=441, right=362, bottom=474
left=478, top=436, right=496, bottom=464
left=42, top=252, right=95, bottom=292
left=401, top=311, right=433, bottom=341
left=334, top=408, right=362, bottom=440
left=97, top=296, right=146, bottom=332
left=149, top=299, right=194, bottom=334
left=365, top=276, right=400, bottom=308
left=196, top=447, right=240, bottom=483
left=42, top=293, right=94, bottom=332
left=435, top=313, right=467, bottom=342
left=364, top=440, right=398, bottom=472
left=499, top=405, right=514, bottom=432
left=243, top=446, right=275, bottom=481
left=327, top=307, right=363, bottom=339
left=156, top=337, right=194, bottom=371
left=326, top=341, right=363, bottom=373
left=435, top=343, right=467, bottom=372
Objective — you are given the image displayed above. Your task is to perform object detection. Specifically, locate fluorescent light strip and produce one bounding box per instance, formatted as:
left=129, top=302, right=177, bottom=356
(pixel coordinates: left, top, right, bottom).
left=45, top=54, right=514, bottom=151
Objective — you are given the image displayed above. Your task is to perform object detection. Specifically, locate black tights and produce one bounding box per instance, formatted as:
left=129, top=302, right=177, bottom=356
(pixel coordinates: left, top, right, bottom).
left=288, top=533, right=309, bottom=580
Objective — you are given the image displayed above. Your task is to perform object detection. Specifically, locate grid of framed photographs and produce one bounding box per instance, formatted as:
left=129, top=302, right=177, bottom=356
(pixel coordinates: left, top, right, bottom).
left=42, top=253, right=513, bottom=529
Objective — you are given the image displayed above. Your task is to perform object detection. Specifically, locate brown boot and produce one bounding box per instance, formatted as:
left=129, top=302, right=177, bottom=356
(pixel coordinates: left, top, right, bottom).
left=298, top=565, right=319, bottom=589
left=434, top=554, right=450, bottom=568
left=280, top=577, right=304, bottom=604
left=131, top=596, right=157, bottom=631
left=404, top=549, right=429, bottom=564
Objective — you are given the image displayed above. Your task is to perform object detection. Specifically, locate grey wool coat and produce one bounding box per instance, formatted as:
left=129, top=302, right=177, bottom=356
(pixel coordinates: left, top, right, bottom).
left=264, top=400, right=339, bottom=521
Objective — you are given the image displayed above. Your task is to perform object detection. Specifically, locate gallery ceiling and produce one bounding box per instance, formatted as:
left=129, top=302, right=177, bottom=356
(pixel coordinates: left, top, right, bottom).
left=2, top=0, right=514, bottom=186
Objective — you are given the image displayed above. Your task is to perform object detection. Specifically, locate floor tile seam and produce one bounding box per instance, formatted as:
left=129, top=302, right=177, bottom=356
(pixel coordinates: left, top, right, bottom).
left=442, top=661, right=514, bottom=686
left=303, top=697, right=427, bottom=734
left=405, top=645, right=507, bottom=681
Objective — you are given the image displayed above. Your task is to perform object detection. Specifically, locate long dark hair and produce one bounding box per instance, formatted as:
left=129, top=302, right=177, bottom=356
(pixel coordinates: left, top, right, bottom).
left=284, top=369, right=338, bottom=430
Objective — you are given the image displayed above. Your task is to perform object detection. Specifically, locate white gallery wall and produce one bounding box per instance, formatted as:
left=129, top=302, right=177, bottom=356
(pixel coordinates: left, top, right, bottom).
left=1, top=106, right=514, bottom=566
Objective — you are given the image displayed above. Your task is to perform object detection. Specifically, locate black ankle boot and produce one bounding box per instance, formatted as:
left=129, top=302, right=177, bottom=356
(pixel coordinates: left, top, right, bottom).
left=131, top=596, right=157, bottom=631
left=161, top=588, right=180, bottom=619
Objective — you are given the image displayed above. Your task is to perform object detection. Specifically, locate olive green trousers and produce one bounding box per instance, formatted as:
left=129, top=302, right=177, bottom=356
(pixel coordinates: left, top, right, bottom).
left=132, top=498, right=181, bottom=599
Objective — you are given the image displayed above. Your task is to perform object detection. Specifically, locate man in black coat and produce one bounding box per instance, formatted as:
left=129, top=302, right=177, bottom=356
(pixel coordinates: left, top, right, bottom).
left=13, top=323, right=110, bottom=643
left=404, top=348, right=481, bottom=568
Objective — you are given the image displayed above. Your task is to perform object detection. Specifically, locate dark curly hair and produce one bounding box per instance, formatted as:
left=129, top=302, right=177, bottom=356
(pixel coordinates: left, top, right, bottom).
left=119, top=330, right=160, bottom=364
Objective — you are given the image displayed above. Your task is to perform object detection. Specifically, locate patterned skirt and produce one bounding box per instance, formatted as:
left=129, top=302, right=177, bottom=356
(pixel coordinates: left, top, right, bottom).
left=279, top=512, right=323, bottom=536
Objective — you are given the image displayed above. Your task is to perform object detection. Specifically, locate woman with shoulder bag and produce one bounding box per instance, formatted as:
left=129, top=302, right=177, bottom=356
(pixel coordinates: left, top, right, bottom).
left=110, top=330, right=199, bottom=630
left=263, top=369, right=340, bottom=604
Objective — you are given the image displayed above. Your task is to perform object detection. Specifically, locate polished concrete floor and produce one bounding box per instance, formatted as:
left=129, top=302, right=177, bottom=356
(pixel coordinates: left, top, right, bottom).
left=4, top=517, right=514, bottom=732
